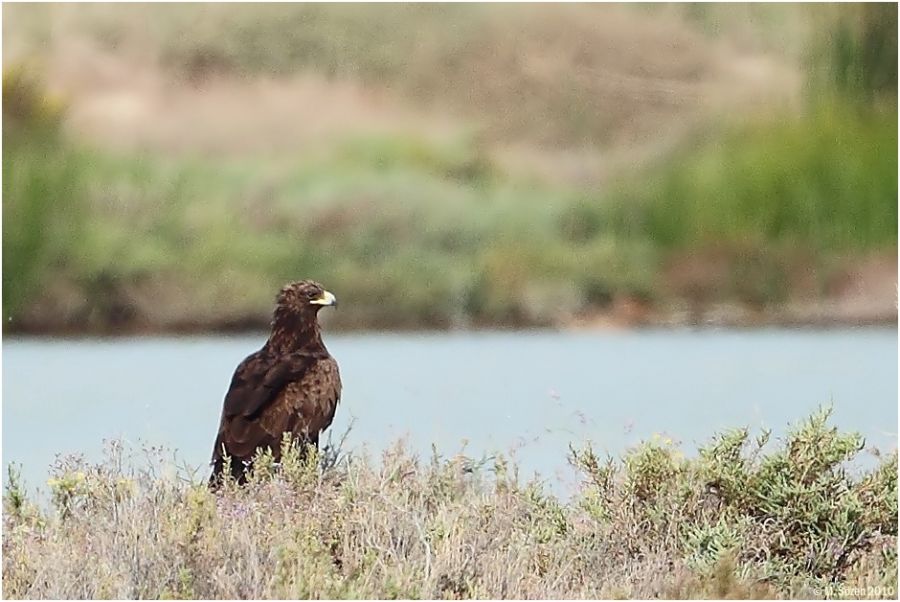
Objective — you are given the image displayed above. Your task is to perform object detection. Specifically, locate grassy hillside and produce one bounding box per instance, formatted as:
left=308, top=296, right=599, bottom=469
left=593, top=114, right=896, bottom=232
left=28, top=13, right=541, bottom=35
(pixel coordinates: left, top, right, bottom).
left=5, top=79, right=895, bottom=332
left=1, top=4, right=797, bottom=147
left=3, top=4, right=896, bottom=333
left=3, top=409, right=896, bottom=598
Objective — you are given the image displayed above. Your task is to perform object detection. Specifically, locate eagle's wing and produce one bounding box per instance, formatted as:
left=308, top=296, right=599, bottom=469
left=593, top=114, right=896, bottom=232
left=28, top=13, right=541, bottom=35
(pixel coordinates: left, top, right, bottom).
left=212, top=349, right=323, bottom=461
left=222, top=350, right=321, bottom=419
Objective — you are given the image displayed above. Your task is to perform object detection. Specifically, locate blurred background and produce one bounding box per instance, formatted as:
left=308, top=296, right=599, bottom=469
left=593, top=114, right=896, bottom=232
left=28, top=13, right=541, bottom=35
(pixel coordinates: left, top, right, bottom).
left=4, top=3, right=897, bottom=334
left=2, top=4, right=897, bottom=492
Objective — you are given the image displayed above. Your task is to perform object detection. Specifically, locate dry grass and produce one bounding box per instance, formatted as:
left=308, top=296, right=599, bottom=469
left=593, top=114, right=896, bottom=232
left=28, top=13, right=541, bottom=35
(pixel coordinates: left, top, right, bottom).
left=3, top=409, right=896, bottom=599
left=2, top=3, right=798, bottom=163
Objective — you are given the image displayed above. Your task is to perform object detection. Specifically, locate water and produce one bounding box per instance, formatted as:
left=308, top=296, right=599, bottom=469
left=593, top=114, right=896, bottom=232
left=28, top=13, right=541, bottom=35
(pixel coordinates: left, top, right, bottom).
left=3, top=328, right=897, bottom=496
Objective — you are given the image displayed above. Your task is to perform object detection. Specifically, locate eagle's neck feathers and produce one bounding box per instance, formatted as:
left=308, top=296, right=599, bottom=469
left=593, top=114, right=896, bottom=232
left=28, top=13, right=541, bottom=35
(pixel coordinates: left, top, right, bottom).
left=267, top=307, right=325, bottom=354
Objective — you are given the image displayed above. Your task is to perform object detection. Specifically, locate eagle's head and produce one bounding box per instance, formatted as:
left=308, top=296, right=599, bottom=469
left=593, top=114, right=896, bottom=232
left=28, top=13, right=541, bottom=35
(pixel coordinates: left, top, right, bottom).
left=276, top=280, right=338, bottom=316
left=269, top=280, right=337, bottom=349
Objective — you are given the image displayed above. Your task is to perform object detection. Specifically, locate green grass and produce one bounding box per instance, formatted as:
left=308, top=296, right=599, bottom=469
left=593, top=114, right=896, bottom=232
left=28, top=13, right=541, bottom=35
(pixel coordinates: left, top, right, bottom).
left=3, top=99, right=897, bottom=332
left=602, top=104, right=898, bottom=252
left=3, top=408, right=896, bottom=598
left=3, top=5, right=897, bottom=333
left=2, top=72, right=665, bottom=331
left=2, top=68, right=88, bottom=322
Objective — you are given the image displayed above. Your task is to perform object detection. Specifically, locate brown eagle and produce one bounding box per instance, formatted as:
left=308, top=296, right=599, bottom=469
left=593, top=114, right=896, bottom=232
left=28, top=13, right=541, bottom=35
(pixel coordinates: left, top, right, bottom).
left=209, top=280, right=341, bottom=484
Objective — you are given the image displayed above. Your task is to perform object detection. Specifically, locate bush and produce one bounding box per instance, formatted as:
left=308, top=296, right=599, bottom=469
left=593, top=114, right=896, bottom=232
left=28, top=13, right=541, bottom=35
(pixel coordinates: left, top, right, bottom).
left=604, top=106, right=898, bottom=254
left=3, top=409, right=896, bottom=598
left=570, top=407, right=898, bottom=593
left=2, top=66, right=88, bottom=326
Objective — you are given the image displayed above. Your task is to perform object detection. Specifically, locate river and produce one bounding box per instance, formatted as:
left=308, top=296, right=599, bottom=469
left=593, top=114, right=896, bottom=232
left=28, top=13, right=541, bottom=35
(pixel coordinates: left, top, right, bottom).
left=3, top=328, right=897, bottom=496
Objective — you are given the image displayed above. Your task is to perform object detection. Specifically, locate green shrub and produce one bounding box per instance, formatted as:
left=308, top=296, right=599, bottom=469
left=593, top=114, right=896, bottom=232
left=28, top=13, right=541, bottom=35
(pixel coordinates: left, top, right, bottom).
left=2, top=67, right=89, bottom=325
left=3, top=410, right=895, bottom=598
left=604, top=106, right=898, bottom=253
left=570, top=406, right=898, bottom=590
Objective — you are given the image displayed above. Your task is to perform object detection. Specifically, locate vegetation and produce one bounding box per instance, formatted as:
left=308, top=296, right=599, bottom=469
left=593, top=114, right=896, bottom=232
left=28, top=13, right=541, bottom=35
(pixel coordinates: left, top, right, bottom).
left=2, top=4, right=896, bottom=333
left=4, top=79, right=894, bottom=332
left=1, top=3, right=779, bottom=146
left=597, top=105, right=897, bottom=308
left=806, top=3, right=898, bottom=106
left=2, top=67, right=88, bottom=323
left=3, top=409, right=896, bottom=599
left=603, top=106, right=897, bottom=253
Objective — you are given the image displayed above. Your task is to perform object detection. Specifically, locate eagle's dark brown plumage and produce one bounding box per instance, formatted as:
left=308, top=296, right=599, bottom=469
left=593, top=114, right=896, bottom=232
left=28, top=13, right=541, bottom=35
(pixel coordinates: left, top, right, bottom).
left=210, top=280, right=341, bottom=484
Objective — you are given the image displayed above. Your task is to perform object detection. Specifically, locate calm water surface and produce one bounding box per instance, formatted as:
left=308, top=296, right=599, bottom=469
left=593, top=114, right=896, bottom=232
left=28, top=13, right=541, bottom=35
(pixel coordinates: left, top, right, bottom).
left=3, top=328, right=897, bottom=495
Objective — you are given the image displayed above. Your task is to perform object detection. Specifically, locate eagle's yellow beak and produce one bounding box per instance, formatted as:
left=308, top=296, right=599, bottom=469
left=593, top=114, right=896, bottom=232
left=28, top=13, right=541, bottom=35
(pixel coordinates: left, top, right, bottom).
left=310, top=290, right=337, bottom=307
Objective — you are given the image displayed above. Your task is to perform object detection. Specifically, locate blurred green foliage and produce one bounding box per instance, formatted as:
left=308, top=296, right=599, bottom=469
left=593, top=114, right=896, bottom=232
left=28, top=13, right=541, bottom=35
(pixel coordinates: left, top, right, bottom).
left=2, top=4, right=896, bottom=332
left=808, top=3, right=898, bottom=106
left=2, top=67, right=87, bottom=322
left=3, top=94, right=895, bottom=331
left=603, top=105, right=897, bottom=252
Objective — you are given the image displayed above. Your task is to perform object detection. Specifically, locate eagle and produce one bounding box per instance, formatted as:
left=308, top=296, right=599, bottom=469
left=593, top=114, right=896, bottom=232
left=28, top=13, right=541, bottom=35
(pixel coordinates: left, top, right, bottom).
left=209, top=280, right=341, bottom=484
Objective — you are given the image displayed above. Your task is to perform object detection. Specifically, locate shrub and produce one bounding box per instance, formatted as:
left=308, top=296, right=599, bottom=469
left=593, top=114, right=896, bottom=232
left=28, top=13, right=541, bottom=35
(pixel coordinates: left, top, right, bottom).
left=2, top=409, right=896, bottom=598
